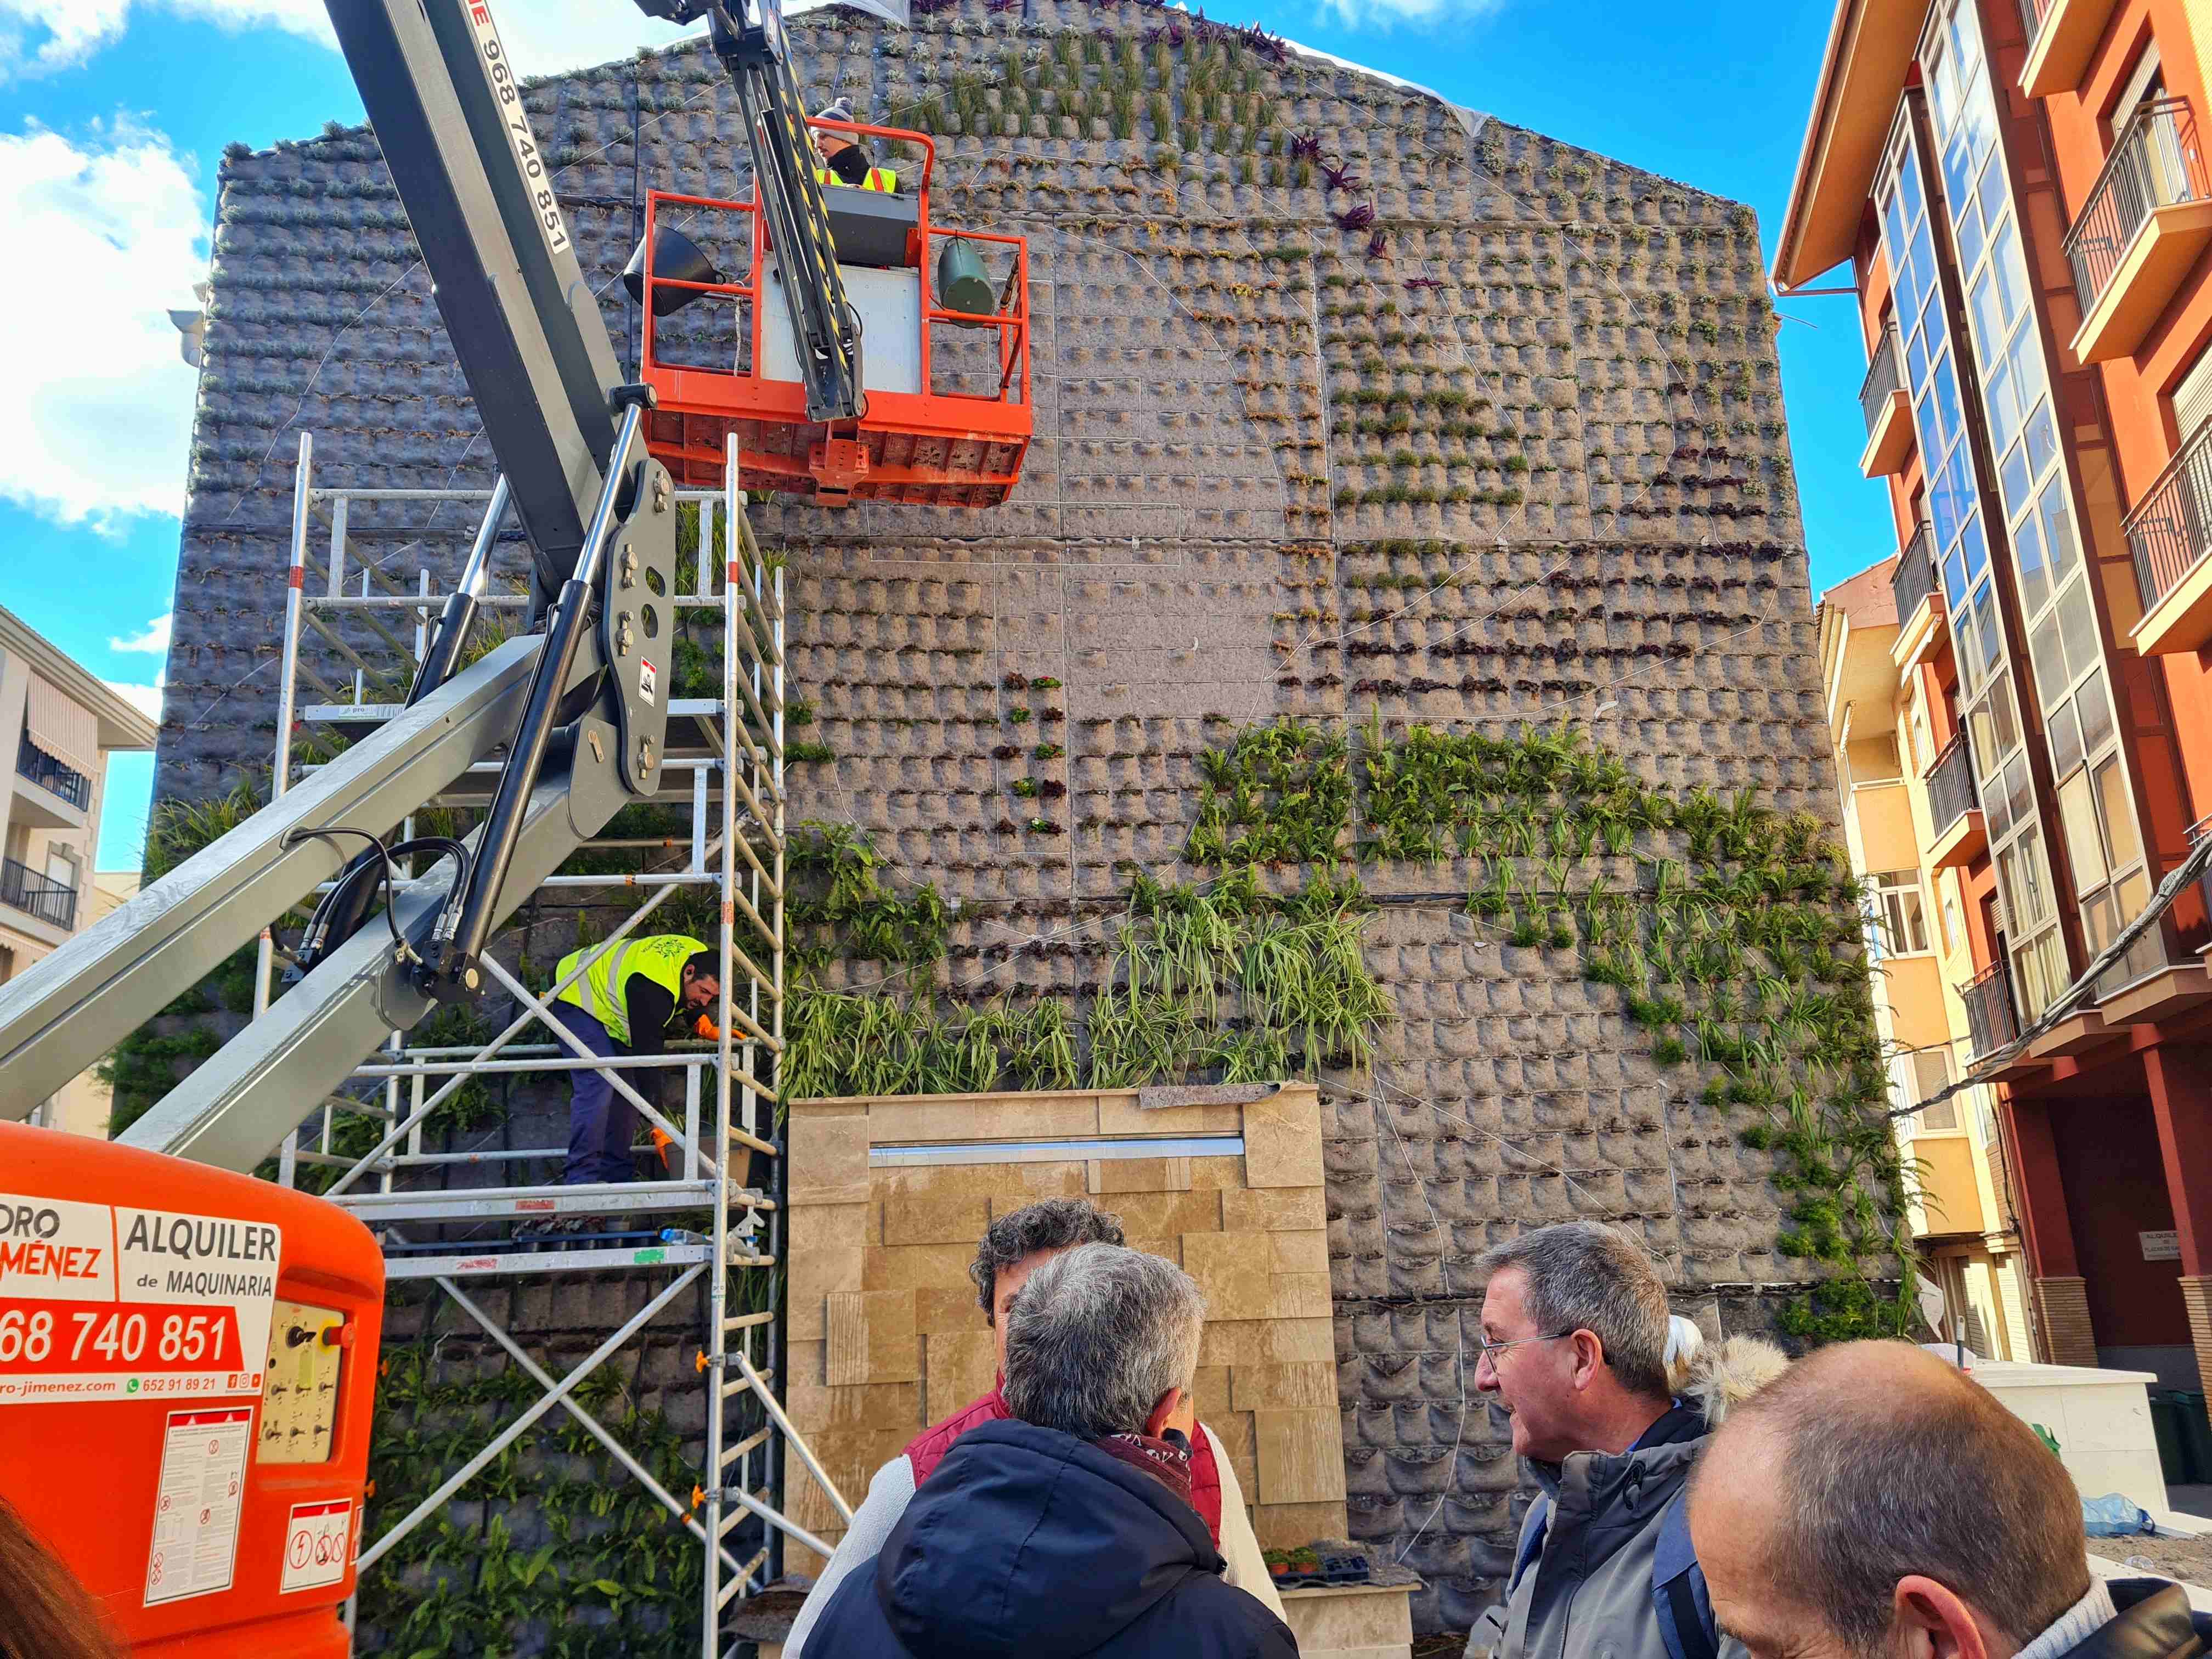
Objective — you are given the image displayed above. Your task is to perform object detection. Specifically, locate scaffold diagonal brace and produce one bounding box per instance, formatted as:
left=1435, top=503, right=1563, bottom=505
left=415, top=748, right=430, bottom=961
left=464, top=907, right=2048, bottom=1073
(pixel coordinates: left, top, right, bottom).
left=358, top=1263, right=704, bottom=1571
left=433, top=1275, right=755, bottom=1578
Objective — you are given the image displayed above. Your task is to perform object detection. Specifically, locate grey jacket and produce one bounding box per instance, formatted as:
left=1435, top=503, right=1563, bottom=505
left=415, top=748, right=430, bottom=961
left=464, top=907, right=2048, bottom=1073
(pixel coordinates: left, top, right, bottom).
left=1466, top=1339, right=1788, bottom=1659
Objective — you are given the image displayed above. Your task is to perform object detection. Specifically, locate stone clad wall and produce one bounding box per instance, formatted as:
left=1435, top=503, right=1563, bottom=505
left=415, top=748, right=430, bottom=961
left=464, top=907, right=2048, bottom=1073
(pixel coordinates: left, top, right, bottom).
left=782, top=1082, right=1348, bottom=1572
left=166, top=2, right=1835, bottom=1630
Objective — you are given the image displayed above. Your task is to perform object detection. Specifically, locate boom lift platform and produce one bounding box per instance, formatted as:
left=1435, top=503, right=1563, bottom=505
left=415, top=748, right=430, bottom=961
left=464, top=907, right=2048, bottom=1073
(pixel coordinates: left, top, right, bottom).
left=636, top=124, right=1034, bottom=505
left=0, top=0, right=1010, bottom=1646
left=630, top=0, right=1032, bottom=505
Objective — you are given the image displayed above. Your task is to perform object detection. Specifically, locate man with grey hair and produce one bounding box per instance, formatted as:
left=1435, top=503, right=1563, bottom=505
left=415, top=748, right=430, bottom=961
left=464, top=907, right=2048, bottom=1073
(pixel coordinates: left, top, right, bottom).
left=1468, top=1221, right=1786, bottom=1659
left=802, top=1244, right=1298, bottom=1658
left=783, top=1199, right=1279, bottom=1656
left=1690, top=1340, right=2210, bottom=1659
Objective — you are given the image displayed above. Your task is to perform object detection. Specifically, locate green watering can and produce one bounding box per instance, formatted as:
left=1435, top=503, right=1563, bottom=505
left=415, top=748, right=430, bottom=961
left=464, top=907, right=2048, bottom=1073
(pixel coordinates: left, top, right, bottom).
left=936, top=236, right=998, bottom=326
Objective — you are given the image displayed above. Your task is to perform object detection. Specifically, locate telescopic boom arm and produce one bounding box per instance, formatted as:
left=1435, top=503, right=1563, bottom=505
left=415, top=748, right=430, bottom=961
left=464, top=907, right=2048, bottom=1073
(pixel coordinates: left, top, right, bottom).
left=0, top=0, right=691, bottom=1163
left=634, top=0, right=864, bottom=423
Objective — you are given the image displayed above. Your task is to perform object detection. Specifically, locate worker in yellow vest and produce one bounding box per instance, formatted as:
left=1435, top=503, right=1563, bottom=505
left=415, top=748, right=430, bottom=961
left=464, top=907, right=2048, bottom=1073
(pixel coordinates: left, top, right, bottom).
left=540, top=934, right=721, bottom=1202
left=812, top=98, right=900, bottom=194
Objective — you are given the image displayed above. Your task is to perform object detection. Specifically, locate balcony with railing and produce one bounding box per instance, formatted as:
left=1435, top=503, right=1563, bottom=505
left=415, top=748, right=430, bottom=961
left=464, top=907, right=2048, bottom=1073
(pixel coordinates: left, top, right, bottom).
left=2018, top=0, right=2121, bottom=98
left=2086, top=815, right=2212, bottom=1025
left=0, top=857, right=77, bottom=932
left=1891, top=522, right=1944, bottom=665
left=15, top=736, right=91, bottom=812
left=2064, top=98, right=2212, bottom=364
left=1924, top=732, right=1986, bottom=871
left=1858, top=325, right=1912, bottom=477
left=2189, top=815, right=2212, bottom=958
left=2125, top=417, right=2212, bottom=654
left=1959, top=960, right=2021, bottom=1060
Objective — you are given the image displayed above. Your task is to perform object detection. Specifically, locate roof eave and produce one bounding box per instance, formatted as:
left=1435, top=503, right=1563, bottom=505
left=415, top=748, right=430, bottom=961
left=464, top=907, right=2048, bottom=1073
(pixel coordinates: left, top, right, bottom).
left=1773, top=0, right=1920, bottom=291
left=0, top=606, right=161, bottom=754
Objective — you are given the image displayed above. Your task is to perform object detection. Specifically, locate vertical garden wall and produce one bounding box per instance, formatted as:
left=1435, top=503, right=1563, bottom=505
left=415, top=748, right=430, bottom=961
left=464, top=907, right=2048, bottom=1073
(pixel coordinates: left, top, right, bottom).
left=143, top=0, right=1886, bottom=1635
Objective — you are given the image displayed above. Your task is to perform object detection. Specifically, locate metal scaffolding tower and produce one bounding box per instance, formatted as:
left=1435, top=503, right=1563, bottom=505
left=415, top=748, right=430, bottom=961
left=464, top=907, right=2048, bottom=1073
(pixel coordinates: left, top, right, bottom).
left=259, top=433, right=849, bottom=1653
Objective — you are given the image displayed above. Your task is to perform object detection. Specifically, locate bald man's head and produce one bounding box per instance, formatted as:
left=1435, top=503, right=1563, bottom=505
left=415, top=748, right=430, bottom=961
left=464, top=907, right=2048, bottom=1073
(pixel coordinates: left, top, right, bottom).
left=1688, top=1342, right=2089, bottom=1659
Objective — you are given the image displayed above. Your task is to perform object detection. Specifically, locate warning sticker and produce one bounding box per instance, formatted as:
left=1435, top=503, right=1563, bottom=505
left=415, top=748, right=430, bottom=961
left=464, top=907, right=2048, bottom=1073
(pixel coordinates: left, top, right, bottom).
left=279, top=1499, right=353, bottom=1594
left=0, top=1195, right=279, bottom=1406
left=145, top=1406, right=251, bottom=1605
left=638, top=657, right=658, bottom=707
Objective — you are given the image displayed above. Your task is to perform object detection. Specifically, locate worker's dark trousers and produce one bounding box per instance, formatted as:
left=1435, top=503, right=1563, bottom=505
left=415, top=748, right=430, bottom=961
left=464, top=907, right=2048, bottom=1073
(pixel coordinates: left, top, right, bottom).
left=554, top=1002, right=636, bottom=1185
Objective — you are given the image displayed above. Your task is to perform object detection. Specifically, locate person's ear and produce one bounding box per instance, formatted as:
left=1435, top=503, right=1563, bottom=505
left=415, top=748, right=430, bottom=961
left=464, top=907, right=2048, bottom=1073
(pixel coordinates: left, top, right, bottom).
left=1891, top=1576, right=1993, bottom=1659
left=1143, top=1386, right=1192, bottom=1438
left=1569, top=1330, right=1605, bottom=1391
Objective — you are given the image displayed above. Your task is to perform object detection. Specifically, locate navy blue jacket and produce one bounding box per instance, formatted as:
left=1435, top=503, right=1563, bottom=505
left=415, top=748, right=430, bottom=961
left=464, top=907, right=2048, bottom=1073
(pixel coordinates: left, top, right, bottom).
left=804, top=1418, right=1299, bottom=1658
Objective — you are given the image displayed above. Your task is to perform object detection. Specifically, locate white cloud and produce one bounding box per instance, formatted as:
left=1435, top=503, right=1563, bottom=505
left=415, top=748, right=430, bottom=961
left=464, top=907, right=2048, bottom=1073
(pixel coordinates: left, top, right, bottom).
left=0, top=0, right=704, bottom=79
left=111, top=611, right=172, bottom=654
left=0, top=0, right=330, bottom=77
left=490, top=2, right=698, bottom=76
left=0, top=120, right=206, bottom=528
left=104, top=678, right=165, bottom=721
left=1310, top=0, right=1504, bottom=28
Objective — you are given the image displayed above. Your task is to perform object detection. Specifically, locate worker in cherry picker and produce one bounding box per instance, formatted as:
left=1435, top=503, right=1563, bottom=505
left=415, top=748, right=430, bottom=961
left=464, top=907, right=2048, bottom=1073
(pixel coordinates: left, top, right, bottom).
left=519, top=934, right=723, bottom=1236
left=811, top=98, right=900, bottom=193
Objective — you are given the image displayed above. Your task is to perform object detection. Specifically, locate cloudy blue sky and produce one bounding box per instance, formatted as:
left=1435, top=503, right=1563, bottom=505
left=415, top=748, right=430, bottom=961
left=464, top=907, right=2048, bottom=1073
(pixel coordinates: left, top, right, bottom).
left=0, top=0, right=1886, bottom=872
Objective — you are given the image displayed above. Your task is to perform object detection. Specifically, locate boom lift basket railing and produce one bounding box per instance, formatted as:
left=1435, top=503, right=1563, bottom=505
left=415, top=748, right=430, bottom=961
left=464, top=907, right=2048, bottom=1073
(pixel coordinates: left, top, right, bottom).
left=637, top=120, right=1032, bottom=506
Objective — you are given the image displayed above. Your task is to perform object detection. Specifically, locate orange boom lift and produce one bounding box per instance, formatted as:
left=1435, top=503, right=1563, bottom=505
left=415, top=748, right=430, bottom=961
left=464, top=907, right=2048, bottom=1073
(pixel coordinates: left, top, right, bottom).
left=0, top=1124, right=385, bottom=1656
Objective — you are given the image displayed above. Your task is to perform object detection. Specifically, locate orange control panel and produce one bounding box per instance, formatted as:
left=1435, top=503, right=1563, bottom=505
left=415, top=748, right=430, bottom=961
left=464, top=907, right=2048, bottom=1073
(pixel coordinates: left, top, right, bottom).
left=0, top=1124, right=385, bottom=1656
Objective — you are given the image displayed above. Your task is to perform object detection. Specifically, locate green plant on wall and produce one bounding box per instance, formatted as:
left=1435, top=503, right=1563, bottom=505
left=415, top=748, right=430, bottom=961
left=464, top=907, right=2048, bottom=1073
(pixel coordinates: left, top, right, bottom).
left=788, top=821, right=951, bottom=968
left=782, top=862, right=1393, bottom=1101
left=1184, top=719, right=1351, bottom=865
left=357, top=1328, right=722, bottom=1657
left=1177, top=716, right=1908, bottom=1343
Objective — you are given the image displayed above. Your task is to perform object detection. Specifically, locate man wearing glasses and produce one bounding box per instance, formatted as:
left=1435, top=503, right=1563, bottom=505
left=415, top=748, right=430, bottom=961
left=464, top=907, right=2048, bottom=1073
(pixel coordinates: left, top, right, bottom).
left=1464, top=1222, right=1787, bottom=1659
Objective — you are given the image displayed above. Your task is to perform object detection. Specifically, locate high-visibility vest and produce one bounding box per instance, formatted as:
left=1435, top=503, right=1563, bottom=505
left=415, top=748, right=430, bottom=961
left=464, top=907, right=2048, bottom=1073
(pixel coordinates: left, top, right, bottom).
left=815, top=162, right=899, bottom=194
left=554, top=934, right=708, bottom=1046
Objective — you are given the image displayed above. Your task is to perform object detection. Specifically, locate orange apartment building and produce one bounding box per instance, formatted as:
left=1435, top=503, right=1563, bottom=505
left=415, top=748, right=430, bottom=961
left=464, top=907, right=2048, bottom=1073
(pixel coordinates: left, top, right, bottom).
left=1779, top=0, right=2212, bottom=1392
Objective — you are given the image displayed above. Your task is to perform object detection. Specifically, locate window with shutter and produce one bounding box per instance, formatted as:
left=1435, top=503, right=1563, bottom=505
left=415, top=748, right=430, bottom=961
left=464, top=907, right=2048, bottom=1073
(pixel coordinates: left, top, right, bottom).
left=2113, top=44, right=2164, bottom=136
left=2173, top=339, right=2212, bottom=444
left=1912, top=1048, right=1959, bottom=1132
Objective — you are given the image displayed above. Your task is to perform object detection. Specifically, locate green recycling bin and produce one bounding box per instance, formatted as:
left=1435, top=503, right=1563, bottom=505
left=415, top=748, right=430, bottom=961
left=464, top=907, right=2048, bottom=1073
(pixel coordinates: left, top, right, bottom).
left=936, top=236, right=997, bottom=325
left=2151, top=1391, right=2197, bottom=1485
left=2174, top=1391, right=2212, bottom=1486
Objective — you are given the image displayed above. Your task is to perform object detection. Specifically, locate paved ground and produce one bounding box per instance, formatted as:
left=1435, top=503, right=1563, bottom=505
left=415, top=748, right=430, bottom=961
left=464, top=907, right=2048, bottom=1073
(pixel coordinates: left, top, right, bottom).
left=2170, top=1484, right=2212, bottom=1521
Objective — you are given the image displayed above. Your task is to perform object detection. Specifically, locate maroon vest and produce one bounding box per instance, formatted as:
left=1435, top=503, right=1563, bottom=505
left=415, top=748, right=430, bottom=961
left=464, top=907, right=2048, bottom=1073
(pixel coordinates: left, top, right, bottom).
left=902, top=1383, right=1226, bottom=1544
